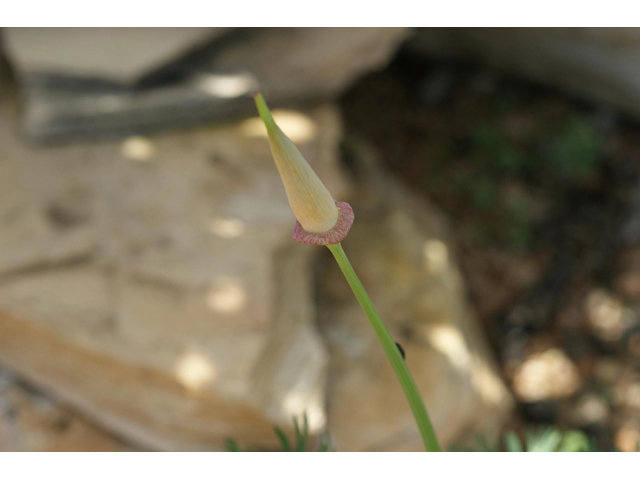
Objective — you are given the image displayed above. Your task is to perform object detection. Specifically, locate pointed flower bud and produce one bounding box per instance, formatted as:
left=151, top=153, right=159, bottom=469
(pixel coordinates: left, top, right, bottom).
left=254, top=93, right=353, bottom=245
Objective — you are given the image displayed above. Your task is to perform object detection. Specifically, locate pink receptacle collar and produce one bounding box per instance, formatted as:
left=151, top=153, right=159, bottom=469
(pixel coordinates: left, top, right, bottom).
left=293, top=201, right=354, bottom=245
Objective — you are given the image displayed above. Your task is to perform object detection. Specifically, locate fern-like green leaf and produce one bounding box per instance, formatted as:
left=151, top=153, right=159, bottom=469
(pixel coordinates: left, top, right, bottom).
left=273, top=426, right=292, bottom=452
left=224, top=438, right=241, bottom=452
left=504, top=431, right=523, bottom=452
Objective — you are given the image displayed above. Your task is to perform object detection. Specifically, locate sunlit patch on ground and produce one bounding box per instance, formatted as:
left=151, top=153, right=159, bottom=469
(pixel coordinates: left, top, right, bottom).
left=206, top=280, right=246, bottom=314
left=470, top=354, right=509, bottom=405
left=512, top=349, right=581, bottom=402
left=615, top=423, right=640, bottom=452
left=240, top=110, right=317, bottom=143
left=427, top=324, right=471, bottom=373
left=424, top=239, right=449, bottom=275
left=571, top=393, right=610, bottom=425
left=192, top=73, right=257, bottom=99
left=175, top=350, right=217, bottom=391
left=282, top=391, right=326, bottom=432
left=585, top=289, right=633, bottom=342
left=121, top=136, right=156, bottom=162
left=209, top=217, right=246, bottom=238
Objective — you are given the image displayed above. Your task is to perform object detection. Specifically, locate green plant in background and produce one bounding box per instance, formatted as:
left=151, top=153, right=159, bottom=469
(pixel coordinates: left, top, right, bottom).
left=505, top=427, right=593, bottom=452
left=254, top=93, right=441, bottom=452
left=228, top=420, right=596, bottom=452
left=453, top=427, right=594, bottom=452
left=544, top=117, right=601, bottom=182
left=224, top=413, right=333, bottom=452
left=421, top=97, right=604, bottom=253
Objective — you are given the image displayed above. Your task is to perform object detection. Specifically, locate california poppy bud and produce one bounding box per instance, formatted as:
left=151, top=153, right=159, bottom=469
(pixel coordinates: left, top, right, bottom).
left=254, top=93, right=353, bottom=245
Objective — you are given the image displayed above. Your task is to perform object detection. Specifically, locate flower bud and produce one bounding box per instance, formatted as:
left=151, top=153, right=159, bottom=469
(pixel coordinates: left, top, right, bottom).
left=254, top=93, right=339, bottom=234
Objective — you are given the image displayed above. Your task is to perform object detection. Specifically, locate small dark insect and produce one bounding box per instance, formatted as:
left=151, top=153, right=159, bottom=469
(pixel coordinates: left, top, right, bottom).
left=395, top=342, right=406, bottom=360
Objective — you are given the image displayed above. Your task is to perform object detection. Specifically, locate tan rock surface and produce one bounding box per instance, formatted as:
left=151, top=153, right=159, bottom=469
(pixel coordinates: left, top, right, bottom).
left=0, top=371, right=129, bottom=452
left=0, top=63, right=512, bottom=450
left=0, top=83, right=348, bottom=450
left=3, top=28, right=226, bottom=83
left=5, top=28, right=409, bottom=97
left=212, top=28, right=411, bottom=101
left=317, top=141, right=513, bottom=451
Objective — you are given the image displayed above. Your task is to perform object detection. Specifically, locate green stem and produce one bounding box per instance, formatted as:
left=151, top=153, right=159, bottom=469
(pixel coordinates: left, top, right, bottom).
left=327, top=242, right=441, bottom=452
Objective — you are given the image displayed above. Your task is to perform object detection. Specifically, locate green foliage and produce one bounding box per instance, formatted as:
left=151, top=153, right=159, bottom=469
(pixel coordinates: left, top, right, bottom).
left=544, top=118, right=601, bottom=182
left=503, top=431, right=523, bottom=452
left=223, top=438, right=241, bottom=452
left=227, top=421, right=598, bottom=452
left=273, top=425, right=292, bottom=452
left=557, top=430, right=593, bottom=452
left=420, top=91, right=605, bottom=253
left=522, top=427, right=563, bottom=452
left=318, top=432, right=332, bottom=452
left=452, top=427, right=594, bottom=452
left=224, top=413, right=333, bottom=452
left=293, top=414, right=309, bottom=452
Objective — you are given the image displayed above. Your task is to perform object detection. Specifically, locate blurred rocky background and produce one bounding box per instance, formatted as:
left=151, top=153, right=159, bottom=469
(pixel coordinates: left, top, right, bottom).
left=1, top=27, right=640, bottom=451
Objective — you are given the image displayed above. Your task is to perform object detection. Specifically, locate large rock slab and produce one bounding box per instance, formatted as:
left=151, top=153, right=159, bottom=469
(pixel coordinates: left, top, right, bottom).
left=0, top=80, right=348, bottom=449
left=0, top=370, right=129, bottom=452
left=406, top=28, right=640, bottom=119
left=317, top=140, right=513, bottom=451
left=0, top=63, right=512, bottom=450
left=211, top=28, right=411, bottom=101
left=2, top=28, right=410, bottom=143
left=3, top=28, right=225, bottom=84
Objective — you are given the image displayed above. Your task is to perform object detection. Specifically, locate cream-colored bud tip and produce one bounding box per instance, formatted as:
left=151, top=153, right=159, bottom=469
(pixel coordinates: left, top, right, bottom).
left=254, top=92, right=339, bottom=234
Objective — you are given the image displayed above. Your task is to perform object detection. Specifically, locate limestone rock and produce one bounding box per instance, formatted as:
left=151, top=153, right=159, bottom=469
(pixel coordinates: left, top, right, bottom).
left=0, top=370, right=129, bottom=452
left=212, top=28, right=411, bottom=101
left=0, top=91, right=348, bottom=450
left=3, top=28, right=410, bottom=143
left=407, top=28, right=640, bottom=119
left=3, top=28, right=226, bottom=84
left=318, top=140, right=513, bottom=451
